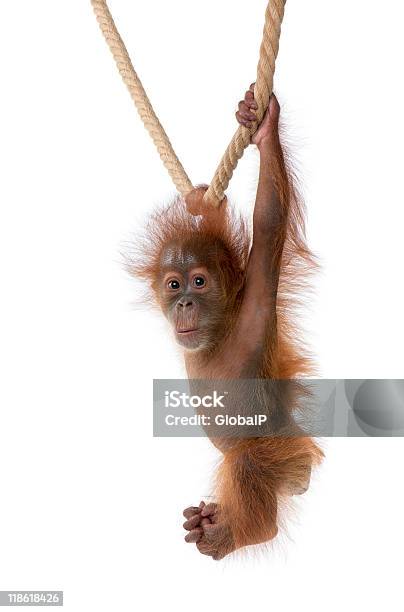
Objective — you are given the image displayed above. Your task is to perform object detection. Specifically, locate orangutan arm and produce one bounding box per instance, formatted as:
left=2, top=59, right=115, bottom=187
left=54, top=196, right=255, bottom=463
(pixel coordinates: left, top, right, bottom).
left=236, top=134, right=288, bottom=353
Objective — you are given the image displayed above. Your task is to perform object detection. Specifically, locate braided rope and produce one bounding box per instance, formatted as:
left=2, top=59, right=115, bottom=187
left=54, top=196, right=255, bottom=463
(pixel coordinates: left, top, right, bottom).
left=90, top=0, right=286, bottom=206
left=90, top=0, right=193, bottom=196
left=204, top=0, right=287, bottom=206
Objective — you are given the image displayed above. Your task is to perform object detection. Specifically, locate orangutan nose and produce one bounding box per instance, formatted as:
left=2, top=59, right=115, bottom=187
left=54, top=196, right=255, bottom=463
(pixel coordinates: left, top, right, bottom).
left=176, top=298, right=194, bottom=309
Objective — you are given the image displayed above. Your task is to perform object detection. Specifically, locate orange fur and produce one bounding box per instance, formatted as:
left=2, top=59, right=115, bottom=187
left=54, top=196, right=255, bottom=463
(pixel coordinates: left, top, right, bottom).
left=213, top=138, right=323, bottom=554
left=128, top=131, right=323, bottom=559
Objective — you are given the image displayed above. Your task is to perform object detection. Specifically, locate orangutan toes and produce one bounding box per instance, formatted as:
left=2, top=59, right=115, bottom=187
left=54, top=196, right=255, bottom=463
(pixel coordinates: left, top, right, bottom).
left=183, top=501, right=210, bottom=544
left=183, top=502, right=235, bottom=560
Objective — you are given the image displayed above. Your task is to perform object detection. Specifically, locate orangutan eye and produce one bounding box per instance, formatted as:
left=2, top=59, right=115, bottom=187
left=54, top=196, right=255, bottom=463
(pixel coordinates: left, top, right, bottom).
left=193, top=276, right=206, bottom=288
left=167, top=279, right=180, bottom=290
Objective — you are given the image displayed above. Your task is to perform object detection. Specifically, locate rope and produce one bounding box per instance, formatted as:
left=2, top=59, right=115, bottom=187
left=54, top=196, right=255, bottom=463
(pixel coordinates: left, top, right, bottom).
left=90, top=0, right=286, bottom=206
left=90, top=0, right=193, bottom=196
left=204, top=0, right=287, bottom=206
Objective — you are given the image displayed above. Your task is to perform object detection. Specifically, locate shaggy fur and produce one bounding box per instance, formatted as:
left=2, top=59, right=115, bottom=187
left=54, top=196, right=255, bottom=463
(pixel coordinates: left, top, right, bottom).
left=127, top=133, right=323, bottom=559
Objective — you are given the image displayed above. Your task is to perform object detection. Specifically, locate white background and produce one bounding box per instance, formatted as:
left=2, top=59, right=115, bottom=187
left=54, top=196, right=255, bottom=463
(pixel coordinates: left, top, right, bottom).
left=0, top=0, right=403, bottom=610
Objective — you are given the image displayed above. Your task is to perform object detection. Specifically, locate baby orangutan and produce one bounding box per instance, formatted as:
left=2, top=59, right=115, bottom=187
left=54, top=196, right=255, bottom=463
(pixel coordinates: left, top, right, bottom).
left=131, top=84, right=323, bottom=560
